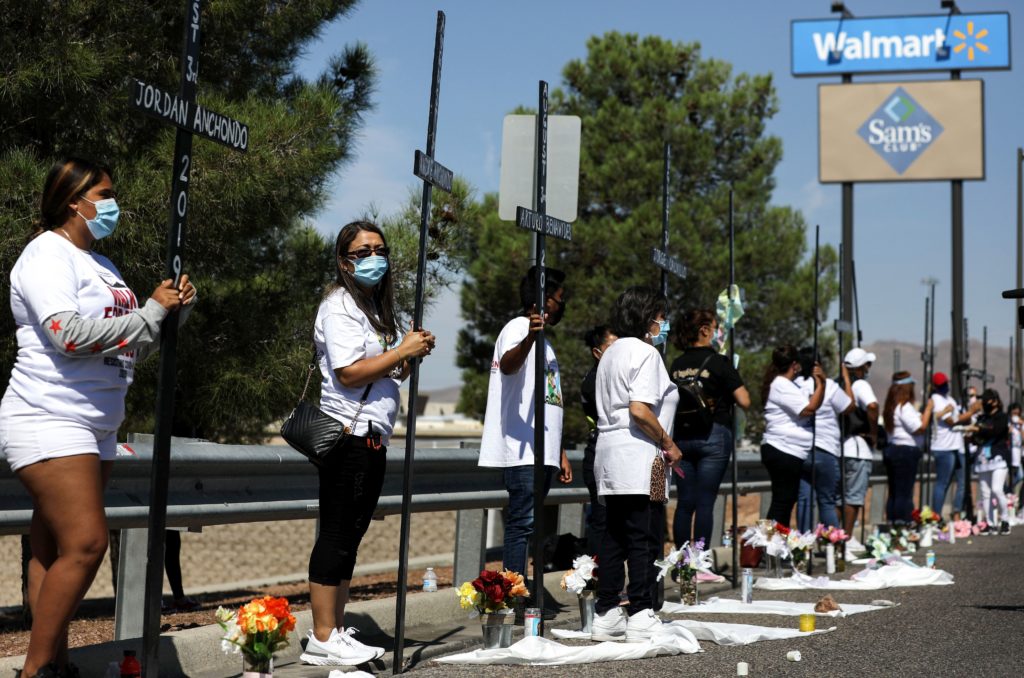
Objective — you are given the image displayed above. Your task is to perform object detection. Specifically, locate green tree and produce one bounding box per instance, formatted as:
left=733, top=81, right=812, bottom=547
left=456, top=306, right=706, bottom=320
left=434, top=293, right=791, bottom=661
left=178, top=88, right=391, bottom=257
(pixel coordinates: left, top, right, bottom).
left=456, top=33, right=838, bottom=444
left=0, top=0, right=378, bottom=441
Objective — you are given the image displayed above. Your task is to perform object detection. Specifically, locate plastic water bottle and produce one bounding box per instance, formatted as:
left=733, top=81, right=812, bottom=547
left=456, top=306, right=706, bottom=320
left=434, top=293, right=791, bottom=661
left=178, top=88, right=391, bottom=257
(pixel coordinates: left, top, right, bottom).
left=423, top=567, right=438, bottom=592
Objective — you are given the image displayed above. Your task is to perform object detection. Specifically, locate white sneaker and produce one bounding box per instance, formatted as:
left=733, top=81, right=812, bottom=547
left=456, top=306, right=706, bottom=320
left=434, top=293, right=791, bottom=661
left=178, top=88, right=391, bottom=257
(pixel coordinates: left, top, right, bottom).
left=300, top=628, right=376, bottom=666
left=337, top=626, right=385, bottom=660
left=590, top=606, right=626, bottom=641
left=625, top=608, right=662, bottom=642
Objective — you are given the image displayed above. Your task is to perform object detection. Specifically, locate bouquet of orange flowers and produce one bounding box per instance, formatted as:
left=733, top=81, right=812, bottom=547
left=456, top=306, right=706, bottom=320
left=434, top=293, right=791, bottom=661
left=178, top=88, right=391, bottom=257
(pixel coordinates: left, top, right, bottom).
left=457, top=569, right=529, bottom=615
left=216, top=596, right=297, bottom=673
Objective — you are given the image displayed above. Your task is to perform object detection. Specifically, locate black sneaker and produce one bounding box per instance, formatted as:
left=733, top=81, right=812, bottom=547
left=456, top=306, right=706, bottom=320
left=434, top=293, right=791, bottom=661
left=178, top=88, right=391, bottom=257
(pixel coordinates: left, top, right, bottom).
left=999, top=521, right=1011, bottom=535
left=977, top=524, right=993, bottom=535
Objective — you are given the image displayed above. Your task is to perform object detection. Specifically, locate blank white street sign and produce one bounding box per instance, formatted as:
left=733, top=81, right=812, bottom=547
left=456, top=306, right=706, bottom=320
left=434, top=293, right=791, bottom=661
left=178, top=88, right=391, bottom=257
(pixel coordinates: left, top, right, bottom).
left=498, top=114, right=581, bottom=223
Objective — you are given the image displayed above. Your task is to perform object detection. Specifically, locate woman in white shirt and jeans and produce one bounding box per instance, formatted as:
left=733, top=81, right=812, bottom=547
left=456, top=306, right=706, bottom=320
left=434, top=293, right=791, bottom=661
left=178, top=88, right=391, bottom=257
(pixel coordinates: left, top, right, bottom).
left=882, top=371, right=934, bottom=524
left=590, top=287, right=681, bottom=643
left=760, top=345, right=825, bottom=526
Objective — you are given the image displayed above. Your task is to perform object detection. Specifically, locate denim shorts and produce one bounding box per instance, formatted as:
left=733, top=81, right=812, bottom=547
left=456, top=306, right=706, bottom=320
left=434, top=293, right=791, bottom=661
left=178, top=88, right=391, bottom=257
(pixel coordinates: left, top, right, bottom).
left=844, top=457, right=872, bottom=505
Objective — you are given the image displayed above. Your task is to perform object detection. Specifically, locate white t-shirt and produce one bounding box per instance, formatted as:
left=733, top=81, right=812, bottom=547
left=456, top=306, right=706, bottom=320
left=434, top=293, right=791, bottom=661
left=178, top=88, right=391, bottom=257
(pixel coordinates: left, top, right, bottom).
left=479, top=316, right=563, bottom=468
left=795, top=376, right=852, bottom=457
left=594, top=337, right=679, bottom=497
left=888, top=402, right=923, bottom=448
left=762, top=376, right=814, bottom=459
left=315, top=288, right=402, bottom=444
left=930, top=393, right=964, bottom=451
left=1011, top=420, right=1022, bottom=468
left=842, top=378, right=879, bottom=461
left=6, top=232, right=140, bottom=431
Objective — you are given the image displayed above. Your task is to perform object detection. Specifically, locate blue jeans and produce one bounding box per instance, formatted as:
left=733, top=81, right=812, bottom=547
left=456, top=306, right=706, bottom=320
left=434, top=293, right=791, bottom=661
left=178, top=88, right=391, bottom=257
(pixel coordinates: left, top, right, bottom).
left=673, top=423, right=733, bottom=547
left=884, top=445, right=922, bottom=523
left=797, top=450, right=841, bottom=531
left=931, top=449, right=964, bottom=516
left=502, top=465, right=555, bottom=580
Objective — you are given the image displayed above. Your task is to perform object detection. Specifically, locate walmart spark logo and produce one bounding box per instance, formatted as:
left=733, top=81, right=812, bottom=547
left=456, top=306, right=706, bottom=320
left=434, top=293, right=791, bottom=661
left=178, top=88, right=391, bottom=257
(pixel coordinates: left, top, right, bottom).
left=951, top=20, right=990, bottom=61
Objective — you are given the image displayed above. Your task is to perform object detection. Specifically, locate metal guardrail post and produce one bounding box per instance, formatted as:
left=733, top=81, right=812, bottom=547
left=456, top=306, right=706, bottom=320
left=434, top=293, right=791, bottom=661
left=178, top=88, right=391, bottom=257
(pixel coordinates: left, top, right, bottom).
left=114, top=527, right=149, bottom=640
left=759, top=490, right=771, bottom=518
left=711, top=494, right=725, bottom=546
left=453, top=509, right=486, bottom=587
left=868, top=484, right=886, bottom=528
left=556, top=503, right=585, bottom=537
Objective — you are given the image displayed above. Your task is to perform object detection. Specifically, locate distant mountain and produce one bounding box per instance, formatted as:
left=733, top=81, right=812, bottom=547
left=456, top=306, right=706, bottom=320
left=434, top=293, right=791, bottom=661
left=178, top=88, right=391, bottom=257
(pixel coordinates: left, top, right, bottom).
left=857, top=338, right=1019, bottom=403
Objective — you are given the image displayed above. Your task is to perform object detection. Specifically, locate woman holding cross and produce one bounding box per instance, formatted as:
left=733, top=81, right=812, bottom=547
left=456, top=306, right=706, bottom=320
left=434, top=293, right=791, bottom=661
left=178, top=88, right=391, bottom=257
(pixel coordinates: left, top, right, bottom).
left=0, top=157, right=196, bottom=678
left=300, top=220, right=435, bottom=668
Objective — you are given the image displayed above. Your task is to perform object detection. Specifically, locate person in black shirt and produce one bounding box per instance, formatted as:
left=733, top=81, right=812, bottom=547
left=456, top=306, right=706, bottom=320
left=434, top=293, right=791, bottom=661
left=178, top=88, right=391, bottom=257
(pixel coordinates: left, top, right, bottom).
left=669, top=309, right=750, bottom=547
left=581, top=324, right=617, bottom=555
left=966, top=389, right=1012, bottom=534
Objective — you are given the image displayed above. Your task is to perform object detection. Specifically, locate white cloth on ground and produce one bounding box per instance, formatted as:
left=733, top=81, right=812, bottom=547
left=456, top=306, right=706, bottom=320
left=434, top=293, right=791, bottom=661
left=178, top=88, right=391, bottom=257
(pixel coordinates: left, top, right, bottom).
left=436, top=628, right=700, bottom=665
left=659, top=596, right=888, bottom=617
left=754, top=564, right=953, bottom=591
left=551, top=619, right=834, bottom=646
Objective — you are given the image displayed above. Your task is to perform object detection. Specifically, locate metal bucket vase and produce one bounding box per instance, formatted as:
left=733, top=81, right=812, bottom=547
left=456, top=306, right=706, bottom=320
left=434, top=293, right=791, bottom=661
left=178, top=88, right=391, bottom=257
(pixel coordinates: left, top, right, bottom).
left=480, top=609, right=514, bottom=649
left=578, top=590, right=596, bottom=633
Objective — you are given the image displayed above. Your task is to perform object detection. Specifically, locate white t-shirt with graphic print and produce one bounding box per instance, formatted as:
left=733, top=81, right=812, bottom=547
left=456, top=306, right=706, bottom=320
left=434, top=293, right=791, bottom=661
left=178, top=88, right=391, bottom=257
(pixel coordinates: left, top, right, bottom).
left=479, top=315, right=564, bottom=468
left=7, top=231, right=140, bottom=431
left=315, top=287, right=402, bottom=444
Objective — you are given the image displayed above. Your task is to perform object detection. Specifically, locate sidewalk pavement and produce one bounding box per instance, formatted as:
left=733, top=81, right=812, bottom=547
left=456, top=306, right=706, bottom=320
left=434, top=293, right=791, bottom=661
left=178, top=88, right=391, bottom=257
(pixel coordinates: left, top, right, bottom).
left=0, top=569, right=734, bottom=677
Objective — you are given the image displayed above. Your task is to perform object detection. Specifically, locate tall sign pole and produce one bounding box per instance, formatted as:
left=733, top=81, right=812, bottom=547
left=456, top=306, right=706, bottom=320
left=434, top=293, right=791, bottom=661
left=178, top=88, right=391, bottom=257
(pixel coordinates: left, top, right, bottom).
left=661, top=144, right=671, bottom=304
left=950, top=67, right=965, bottom=401
left=1017, top=147, right=1023, bottom=394
left=808, top=225, right=820, bottom=575
left=728, top=189, right=738, bottom=588
left=393, top=11, right=455, bottom=674
left=128, top=1, right=249, bottom=674
left=515, top=82, right=573, bottom=633
left=840, top=73, right=854, bottom=360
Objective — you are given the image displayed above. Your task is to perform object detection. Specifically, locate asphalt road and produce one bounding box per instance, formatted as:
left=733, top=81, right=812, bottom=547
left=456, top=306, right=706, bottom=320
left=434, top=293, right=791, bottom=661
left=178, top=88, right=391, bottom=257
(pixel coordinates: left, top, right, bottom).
left=404, top=531, right=1024, bottom=678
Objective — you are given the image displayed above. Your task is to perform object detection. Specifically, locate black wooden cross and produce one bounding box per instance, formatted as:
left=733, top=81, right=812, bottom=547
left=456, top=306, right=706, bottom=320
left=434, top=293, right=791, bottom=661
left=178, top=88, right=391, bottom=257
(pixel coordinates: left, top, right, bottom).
left=128, top=2, right=249, bottom=675
left=393, top=10, right=456, bottom=674
left=509, top=81, right=574, bottom=634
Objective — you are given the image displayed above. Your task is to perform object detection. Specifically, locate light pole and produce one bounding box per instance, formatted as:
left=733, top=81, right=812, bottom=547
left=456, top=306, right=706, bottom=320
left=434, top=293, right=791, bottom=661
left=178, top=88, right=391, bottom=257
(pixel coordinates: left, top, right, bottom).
left=1016, top=148, right=1023, bottom=397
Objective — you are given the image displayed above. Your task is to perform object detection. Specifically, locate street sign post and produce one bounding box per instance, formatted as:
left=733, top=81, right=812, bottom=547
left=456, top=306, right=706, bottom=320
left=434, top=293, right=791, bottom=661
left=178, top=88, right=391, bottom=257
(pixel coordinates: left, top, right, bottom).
left=129, top=2, right=249, bottom=675
left=393, top=11, right=456, bottom=674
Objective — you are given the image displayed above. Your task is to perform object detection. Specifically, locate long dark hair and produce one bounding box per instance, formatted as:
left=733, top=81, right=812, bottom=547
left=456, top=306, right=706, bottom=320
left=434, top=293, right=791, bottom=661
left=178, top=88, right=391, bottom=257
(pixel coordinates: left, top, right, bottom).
left=674, top=308, right=717, bottom=350
left=883, top=371, right=916, bottom=433
left=761, top=344, right=800, bottom=403
left=33, top=157, right=112, bottom=242
left=609, top=286, right=667, bottom=340
left=328, top=220, right=398, bottom=343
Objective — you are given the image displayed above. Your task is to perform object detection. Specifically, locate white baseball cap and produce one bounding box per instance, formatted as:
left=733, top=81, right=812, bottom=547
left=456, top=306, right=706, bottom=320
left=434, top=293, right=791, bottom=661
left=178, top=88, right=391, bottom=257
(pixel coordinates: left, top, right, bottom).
left=843, top=347, right=877, bottom=368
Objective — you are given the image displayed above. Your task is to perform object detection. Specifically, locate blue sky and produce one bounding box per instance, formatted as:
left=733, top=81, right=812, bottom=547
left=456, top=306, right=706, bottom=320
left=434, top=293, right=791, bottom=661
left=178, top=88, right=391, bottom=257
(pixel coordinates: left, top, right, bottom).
left=296, top=1, right=1024, bottom=391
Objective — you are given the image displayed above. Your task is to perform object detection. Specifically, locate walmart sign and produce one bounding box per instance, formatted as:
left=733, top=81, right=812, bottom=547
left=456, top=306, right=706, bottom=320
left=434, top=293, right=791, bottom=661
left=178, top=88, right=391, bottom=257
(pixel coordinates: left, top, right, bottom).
left=792, top=13, right=1010, bottom=76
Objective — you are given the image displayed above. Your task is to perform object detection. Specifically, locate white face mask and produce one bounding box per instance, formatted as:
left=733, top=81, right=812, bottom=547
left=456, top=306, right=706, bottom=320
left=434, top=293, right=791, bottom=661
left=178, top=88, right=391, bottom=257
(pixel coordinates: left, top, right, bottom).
left=1013, top=414, right=1021, bottom=424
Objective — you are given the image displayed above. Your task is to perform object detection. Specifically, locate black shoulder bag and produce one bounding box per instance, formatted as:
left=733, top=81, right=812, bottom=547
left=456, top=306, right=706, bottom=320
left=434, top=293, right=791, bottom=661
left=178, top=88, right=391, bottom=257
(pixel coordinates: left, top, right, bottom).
left=280, top=347, right=372, bottom=466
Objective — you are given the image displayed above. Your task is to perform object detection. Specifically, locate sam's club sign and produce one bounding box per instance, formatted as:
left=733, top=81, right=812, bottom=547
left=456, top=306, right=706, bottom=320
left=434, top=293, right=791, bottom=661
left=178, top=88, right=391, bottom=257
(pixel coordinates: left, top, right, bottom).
left=792, top=13, right=1010, bottom=75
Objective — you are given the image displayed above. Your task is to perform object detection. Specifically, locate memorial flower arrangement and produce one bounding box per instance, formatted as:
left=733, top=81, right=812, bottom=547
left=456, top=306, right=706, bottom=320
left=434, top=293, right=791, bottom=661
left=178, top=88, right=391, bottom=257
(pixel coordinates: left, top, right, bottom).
left=457, top=569, right=528, bottom=615
left=215, top=596, right=296, bottom=673
left=741, top=521, right=792, bottom=559
left=654, top=538, right=713, bottom=583
left=786, top=529, right=817, bottom=571
left=912, top=506, right=942, bottom=528
left=952, top=519, right=973, bottom=538
left=814, top=524, right=849, bottom=547
left=560, top=554, right=599, bottom=594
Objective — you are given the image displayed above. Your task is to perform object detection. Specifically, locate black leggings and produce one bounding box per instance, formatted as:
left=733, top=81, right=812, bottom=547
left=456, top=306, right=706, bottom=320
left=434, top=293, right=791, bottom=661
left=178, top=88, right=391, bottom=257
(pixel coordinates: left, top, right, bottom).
left=308, top=437, right=387, bottom=586
left=761, top=443, right=805, bottom=526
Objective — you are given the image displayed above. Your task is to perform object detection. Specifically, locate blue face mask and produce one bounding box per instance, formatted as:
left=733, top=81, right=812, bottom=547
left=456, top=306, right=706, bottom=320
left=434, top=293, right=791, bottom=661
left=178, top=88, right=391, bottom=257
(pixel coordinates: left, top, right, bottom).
left=77, top=197, right=120, bottom=240
left=351, top=255, right=388, bottom=287
left=651, top=319, right=670, bottom=347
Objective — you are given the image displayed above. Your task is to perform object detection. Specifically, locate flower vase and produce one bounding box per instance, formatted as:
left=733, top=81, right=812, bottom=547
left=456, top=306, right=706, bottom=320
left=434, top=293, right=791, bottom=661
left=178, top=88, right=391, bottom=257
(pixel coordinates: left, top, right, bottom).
left=919, top=526, right=934, bottom=548
left=678, top=576, right=698, bottom=606
left=479, top=609, right=514, bottom=649
left=836, top=548, right=847, bottom=573
left=578, top=590, right=596, bottom=633
left=773, top=555, right=784, bottom=579
left=792, top=556, right=808, bottom=575
left=242, top=655, right=273, bottom=678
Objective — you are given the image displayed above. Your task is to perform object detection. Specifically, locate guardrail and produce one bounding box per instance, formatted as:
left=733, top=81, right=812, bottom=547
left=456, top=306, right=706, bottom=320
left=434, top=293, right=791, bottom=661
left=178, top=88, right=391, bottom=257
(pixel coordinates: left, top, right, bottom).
left=0, top=437, right=908, bottom=640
